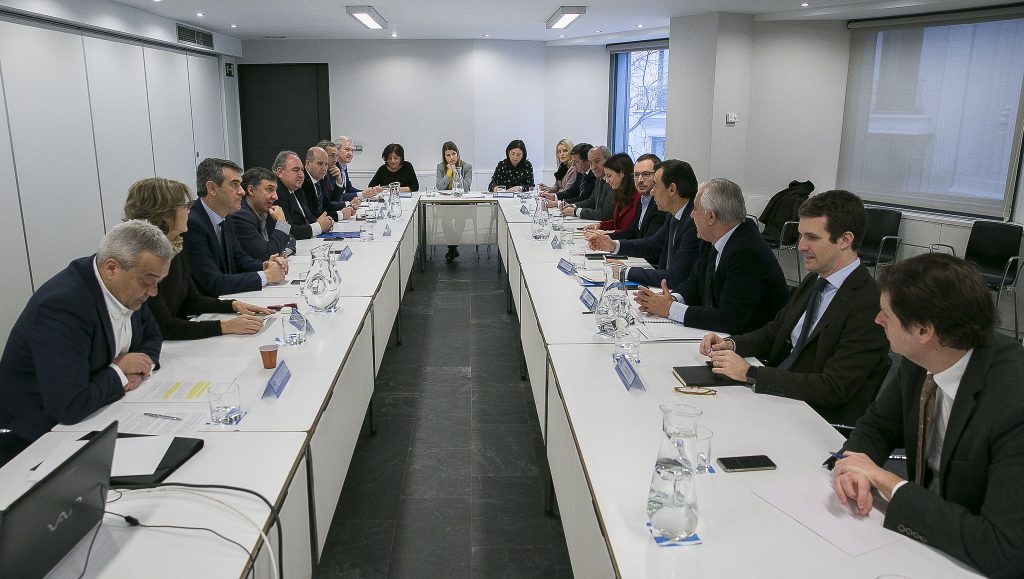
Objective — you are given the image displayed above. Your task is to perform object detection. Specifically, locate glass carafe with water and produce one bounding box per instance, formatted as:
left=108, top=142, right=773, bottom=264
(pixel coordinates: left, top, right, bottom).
left=595, top=263, right=631, bottom=336
left=387, top=182, right=403, bottom=220
left=303, top=244, right=341, bottom=312
left=531, top=201, right=551, bottom=240
left=648, top=404, right=701, bottom=541
left=452, top=164, right=465, bottom=196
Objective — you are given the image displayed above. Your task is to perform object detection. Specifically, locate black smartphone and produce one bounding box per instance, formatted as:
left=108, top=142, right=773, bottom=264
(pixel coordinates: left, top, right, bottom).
left=717, top=455, right=777, bottom=473
left=603, top=254, right=627, bottom=261
left=584, top=253, right=605, bottom=260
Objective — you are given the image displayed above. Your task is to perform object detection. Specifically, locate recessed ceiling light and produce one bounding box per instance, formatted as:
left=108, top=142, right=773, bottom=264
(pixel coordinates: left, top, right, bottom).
left=196, top=12, right=204, bottom=17
left=546, top=6, right=586, bottom=30
left=637, top=24, right=644, bottom=28
left=559, top=34, right=565, bottom=38
left=483, top=34, right=490, bottom=37
left=153, top=0, right=161, bottom=2
left=391, top=31, right=397, bottom=37
left=230, top=24, right=238, bottom=28
left=346, top=5, right=388, bottom=30
left=595, top=30, right=602, bottom=33
left=800, top=2, right=810, bottom=5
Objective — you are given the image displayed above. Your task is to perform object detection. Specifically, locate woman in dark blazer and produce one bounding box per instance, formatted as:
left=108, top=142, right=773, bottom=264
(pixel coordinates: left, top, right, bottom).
left=123, top=178, right=271, bottom=340
left=488, top=139, right=535, bottom=192
left=368, top=143, right=419, bottom=192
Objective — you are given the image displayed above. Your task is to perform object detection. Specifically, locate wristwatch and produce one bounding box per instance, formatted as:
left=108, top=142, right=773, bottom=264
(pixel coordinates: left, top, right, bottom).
left=745, top=366, right=758, bottom=387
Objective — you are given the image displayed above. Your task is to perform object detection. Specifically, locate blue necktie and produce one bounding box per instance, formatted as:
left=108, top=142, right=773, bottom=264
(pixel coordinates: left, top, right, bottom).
left=778, top=277, right=829, bottom=369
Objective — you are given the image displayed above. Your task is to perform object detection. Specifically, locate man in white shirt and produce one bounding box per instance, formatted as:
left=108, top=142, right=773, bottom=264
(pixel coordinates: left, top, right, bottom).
left=832, top=253, right=1024, bottom=576
left=0, top=221, right=171, bottom=464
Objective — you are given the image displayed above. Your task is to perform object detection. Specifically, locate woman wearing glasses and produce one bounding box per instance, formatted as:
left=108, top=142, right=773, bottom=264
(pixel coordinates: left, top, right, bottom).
left=123, top=178, right=272, bottom=340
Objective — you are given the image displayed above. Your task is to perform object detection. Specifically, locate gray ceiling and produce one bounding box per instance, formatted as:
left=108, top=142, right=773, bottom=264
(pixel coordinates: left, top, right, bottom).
left=113, top=0, right=1008, bottom=42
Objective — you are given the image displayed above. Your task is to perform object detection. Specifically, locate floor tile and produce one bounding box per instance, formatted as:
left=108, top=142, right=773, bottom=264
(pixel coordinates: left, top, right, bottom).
left=388, top=498, right=471, bottom=578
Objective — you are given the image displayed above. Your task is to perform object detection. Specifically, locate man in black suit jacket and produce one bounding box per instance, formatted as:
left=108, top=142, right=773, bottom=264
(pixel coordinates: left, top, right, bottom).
left=605, top=154, right=667, bottom=263
left=183, top=158, right=287, bottom=297
left=0, top=221, right=170, bottom=464
left=636, top=179, right=789, bottom=334
left=228, top=167, right=296, bottom=262
left=588, top=159, right=700, bottom=289
left=301, top=145, right=355, bottom=222
left=333, top=135, right=383, bottom=202
left=562, top=146, right=612, bottom=220
left=272, top=150, right=334, bottom=240
left=832, top=253, right=1024, bottom=576
left=542, top=143, right=594, bottom=204
left=702, top=190, right=890, bottom=426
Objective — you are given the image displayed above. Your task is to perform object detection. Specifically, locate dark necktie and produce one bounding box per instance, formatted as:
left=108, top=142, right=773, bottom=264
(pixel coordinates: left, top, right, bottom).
left=665, top=218, right=677, bottom=269
left=342, top=166, right=349, bottom=189
left=219, top=222, right=231, bottom=272
left=314, top=182, right=323, bottom=212
left=703, top=245, right=719, bottom=306
left=778, top=277, right=829, bottom=369
left=915, top=375, right=939, bottom=486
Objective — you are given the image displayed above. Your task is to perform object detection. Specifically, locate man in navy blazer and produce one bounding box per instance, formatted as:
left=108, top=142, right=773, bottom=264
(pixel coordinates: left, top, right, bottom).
left=606, top=154, right=668, bottom=263
left=272, top=150, right=334, bottom=240
left=183, top=158, right=287, bottom=297
left=636, top=178, right=789, bottom=335
left=588, top=159, right=700, bottom=289
left=0, top=221, right=171, bottom=464
left=333, top=136, right=382, bottom=201
left=228, top=167, right=296, bottom=262
left=301, top=146, right=355, bottom=222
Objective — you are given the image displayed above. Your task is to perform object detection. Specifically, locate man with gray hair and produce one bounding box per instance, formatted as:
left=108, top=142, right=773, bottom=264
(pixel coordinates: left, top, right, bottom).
left=333, top=136, right=382, bottom=201
left=636, top=178, right=789, bottom=334
left=0, top=220, right=171, bottom=462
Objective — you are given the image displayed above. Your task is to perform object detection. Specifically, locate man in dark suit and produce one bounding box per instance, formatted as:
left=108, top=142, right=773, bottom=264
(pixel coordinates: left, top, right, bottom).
left=333, top=135, right=382, bottom=201
left=598, top=154, right=667, bottom=263
left=301, top=145, right=354, bottom=222
left=542, top=143, right=594, bottom=204
left=832, top=253, right=1024, bottom=577
left=562, top=145, right=612, bottom=220
left=0, top=220, right=171, bottom=465
left=701, top=190, right=890, bottom=425
left=228, top=167, right=296, bottom=262
left=183, top=158, right=287, bottom=297
left=635, top=178, right=789, bottom=334
left=273, top=150, right=334, bottom=240
left=587, top=159, right=700, bottom=289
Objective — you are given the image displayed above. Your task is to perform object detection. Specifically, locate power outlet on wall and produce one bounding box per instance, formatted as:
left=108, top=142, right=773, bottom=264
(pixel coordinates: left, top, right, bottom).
left=725, top=113, right=739, bottom=126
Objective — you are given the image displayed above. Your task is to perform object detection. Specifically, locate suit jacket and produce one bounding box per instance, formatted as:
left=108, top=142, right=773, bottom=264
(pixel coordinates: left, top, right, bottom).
left=274, top=178, right=316, bottom=240
left=300, top=171, right=339, bottom=221
left=228, top=198, right=296, bottom=262
left=843, top=332, right=1024, bottom=576
left=675, top=219, right=789, bottom=334
left=609, top=194, right=668, bottom=250
left=182, top=198, right=264, bottom=296
left=0, top=256, right=162, bottom=442
left=335, top=162, right=361, bottom=202
left=619, top=200, right=699, bottom=288
left=560, top=170, right=596, bottom=203
left=575, top=179, right=615, bottom=221
left=732, top=264, right=890, bottom=425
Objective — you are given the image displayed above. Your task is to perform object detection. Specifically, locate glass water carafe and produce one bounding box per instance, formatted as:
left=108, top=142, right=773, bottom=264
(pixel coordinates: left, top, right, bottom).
left=452, top=164, right=465, bottom=195
left=594, top=263, right=631, bottom=336
left=647, top=404, right=701, bottom=541
left=303, top=244, right=341, bottom=312
left=530, top=201, right=550, bottom=240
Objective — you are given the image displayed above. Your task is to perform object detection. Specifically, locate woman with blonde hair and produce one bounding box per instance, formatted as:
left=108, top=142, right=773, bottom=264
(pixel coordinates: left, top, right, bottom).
left=123, top=177, right=271, bottom=340
left=539, top=138, right=577, bottom=195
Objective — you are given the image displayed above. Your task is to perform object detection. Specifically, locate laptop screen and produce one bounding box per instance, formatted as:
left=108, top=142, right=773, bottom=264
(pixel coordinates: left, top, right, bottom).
left=0, top=421, right=116, bottom=579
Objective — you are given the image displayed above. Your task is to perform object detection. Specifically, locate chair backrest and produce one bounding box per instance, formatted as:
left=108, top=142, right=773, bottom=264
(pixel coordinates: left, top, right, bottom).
left=965, top=220, right=1023, bottom=282
left=860, top=208, right=902, bottom=265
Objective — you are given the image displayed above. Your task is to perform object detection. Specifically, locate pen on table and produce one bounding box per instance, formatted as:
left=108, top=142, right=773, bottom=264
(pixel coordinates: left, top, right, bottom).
left=144, top=412, right=182, bottom=422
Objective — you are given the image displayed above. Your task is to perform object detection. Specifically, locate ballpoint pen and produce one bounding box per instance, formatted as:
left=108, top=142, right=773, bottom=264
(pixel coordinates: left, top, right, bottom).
left=143, top=412, right=182, bottom=421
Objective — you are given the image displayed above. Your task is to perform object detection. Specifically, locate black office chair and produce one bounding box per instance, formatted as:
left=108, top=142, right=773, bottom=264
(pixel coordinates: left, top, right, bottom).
left=776, top=220, right=802, bottom=286
left=964, top=220, right=1024, bottom=339
left=859, top=208, right=902, bottom=277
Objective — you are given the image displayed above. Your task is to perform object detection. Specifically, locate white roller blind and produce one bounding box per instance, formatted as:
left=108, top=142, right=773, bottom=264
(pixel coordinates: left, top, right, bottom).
left=838, top=16, right=1024, bottom=218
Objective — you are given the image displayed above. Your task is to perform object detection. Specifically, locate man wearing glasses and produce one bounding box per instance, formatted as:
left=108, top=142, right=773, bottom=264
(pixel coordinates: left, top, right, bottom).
left=585, top=154, right=667, bottom=265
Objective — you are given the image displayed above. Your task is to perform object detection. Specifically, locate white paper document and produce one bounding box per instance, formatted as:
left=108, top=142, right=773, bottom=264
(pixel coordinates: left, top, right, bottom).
left=128, top=357, right=248, bottom=402
left=116, top=410, right=206, bottom=435
left=752, top=472, right=904, bottom=557
left=112, top=436, right=174, bottom=477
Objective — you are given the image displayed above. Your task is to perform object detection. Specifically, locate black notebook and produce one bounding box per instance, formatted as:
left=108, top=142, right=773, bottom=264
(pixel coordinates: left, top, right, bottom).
left=78, top=431, right=204, bottom=486
left=672, top=364, right=746, bottom=387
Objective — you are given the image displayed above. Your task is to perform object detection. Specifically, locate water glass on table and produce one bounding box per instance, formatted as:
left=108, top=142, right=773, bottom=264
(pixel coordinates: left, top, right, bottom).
left=696, top=426, right=713, bottom=473
left=208, top=381, right=242, bottom=425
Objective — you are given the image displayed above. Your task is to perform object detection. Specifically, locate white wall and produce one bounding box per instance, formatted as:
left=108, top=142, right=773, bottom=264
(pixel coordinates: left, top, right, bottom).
left=665, top=13, right=718, bottom=179
left=710, top=13, right=754, bottom=187
left=240, top=39, right=609, bottom=187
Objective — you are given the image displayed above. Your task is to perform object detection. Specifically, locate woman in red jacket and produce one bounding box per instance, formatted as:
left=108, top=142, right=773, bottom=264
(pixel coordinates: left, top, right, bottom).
left=594, top=153, right=638, bottom=233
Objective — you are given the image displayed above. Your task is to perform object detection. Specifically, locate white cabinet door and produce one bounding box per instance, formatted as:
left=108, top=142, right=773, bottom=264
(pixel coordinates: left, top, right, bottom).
left=0, top=51, right=33, bottom=353
left=83, top=34, right=155, bottom=230
left=187, top=53, right=227, bottom=163
left=145, top=47, right=196, bottom=188
left=0, top=21, right=104, bottom=285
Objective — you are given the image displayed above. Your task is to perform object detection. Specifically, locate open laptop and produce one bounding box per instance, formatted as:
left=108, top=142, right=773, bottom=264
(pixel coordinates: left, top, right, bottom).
left=0, top=421, right=117, bottom=579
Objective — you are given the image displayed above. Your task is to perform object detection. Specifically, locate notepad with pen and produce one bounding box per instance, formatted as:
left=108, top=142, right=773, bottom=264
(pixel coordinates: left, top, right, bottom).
left=672, top=364, right=745, bottom=387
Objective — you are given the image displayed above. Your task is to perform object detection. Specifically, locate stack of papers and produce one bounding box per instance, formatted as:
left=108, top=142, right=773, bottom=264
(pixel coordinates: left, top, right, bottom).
left=30, top=436, right=175, bottom=482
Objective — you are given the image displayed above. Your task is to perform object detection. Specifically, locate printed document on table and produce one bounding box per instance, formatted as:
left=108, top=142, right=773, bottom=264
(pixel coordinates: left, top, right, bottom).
left=752, top=472, right=904, bottom=557
left=634, top=312, right=708, bottom=341
left=115, top=410, right=207, bottom=435
left=129, top=356, right=247, bottom=403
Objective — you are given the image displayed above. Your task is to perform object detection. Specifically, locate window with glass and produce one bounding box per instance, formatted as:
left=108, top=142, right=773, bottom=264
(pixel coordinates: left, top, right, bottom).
left=837, top=12, right=1024, bottom=218
left=609, top=42, right=669, bottom=159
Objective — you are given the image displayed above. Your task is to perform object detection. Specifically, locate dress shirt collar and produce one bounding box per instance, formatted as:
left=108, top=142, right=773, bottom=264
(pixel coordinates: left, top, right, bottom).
left=821, top=257, right=861, bottom=291
left=200, top=197, right=224, bottom=229
left=673, top=203, right=689, bottom=221
left=932, top=348, right=972, bottom=403
left=92, top=257, right=132, bottom=321
left=640, top=195, right=652, bottom=207
left=714, top=223, right=741, bottom=255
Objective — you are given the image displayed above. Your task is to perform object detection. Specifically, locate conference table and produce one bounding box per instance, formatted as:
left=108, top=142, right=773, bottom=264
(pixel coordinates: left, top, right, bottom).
left=0, top=192, right=982, bottom=578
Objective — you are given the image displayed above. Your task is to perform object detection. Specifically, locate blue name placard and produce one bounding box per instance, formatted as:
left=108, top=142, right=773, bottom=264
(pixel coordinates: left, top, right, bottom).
left=336, top=245, right=353, bottom=261
left=550, top=235, right=562, bottom=249
left=263, top=361, right=292, bottom=398
left=382, top=224, right=392, bottom=237
left=377, top=205, right=387, bottom=220
left=556, top=258, right=577, bottom=275
left=399, top=191, right=412, bottom=198
left=614, top=355, right=645, bottom=391
left=579, top=288, right=597, bottom=312
left=288, top=309, right=305, bottom=331
left=494, top=190, right=513, bottom=198
left=519, top=204, right=531, bottom=215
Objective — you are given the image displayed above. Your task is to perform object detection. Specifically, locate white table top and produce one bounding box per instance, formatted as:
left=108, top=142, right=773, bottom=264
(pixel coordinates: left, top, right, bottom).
left=547, top=342, right=981, bottom=578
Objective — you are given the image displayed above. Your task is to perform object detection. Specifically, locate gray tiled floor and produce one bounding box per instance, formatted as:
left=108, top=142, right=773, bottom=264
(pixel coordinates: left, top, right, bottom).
left=315, top=246, right=573, bottom=579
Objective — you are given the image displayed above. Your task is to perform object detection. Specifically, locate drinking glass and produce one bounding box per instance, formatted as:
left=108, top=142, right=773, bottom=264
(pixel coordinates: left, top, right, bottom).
left=208, top=381, right=242, bottom=425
